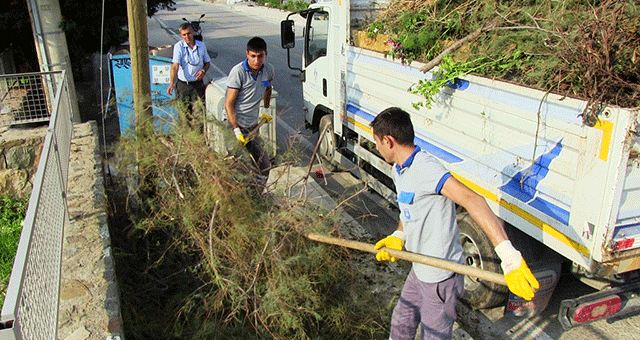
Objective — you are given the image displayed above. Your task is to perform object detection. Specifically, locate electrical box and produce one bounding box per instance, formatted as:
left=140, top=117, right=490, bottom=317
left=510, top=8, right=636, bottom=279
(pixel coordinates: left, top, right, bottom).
left=108, top=46, right=178, bottom=137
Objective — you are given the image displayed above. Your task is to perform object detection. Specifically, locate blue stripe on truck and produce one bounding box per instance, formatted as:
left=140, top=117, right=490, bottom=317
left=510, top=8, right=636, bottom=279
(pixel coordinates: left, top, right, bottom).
left=346, top=104, right=463, bottom=163
left=347, top=103, right=570, bottom=227
left=499, top=140, right=570, bottom=225
left=413, top=138, right=463, bottom=164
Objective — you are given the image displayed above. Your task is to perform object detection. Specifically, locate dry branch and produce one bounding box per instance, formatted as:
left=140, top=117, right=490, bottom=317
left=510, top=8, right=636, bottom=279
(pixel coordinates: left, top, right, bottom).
left=327, top=182, right=369, bottom=217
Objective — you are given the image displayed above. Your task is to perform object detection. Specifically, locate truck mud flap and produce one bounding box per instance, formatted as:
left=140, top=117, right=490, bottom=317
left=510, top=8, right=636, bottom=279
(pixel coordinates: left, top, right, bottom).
left=558, top=281, right=640, bottom=330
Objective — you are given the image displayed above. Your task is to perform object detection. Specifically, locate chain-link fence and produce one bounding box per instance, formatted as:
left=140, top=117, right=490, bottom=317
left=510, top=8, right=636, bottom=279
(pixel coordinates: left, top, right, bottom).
left=0, top=70, right=73, bottom=340
left=0, top=71, right=63, bottom=126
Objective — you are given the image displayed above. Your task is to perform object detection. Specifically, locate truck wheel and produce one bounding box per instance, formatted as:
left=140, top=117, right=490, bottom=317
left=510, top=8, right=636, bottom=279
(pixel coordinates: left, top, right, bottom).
left=318, top=115, right=338, bottom=171
left=458, top=212, right=508, bottom=309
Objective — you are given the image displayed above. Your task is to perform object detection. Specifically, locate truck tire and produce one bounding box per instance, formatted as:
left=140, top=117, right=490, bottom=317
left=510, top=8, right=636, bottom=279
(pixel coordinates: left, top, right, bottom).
left=318, top=115, right=338, bottom=171
left=458, top=212, right=508, bottom=309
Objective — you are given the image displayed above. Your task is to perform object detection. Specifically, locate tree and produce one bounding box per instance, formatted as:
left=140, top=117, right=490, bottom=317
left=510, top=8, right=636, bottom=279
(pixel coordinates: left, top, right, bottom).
left=58, top=0, right=176, bottom=79
left=0, top=0, right=176, bottom=74
left=0, top=0, right=39, bottom=72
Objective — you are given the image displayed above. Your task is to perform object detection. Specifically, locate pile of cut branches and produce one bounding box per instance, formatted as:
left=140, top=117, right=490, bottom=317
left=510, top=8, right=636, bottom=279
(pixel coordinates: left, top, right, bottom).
left=108, top=119, right=390, bottom=339
left=365, top=0, right=639, bottom=109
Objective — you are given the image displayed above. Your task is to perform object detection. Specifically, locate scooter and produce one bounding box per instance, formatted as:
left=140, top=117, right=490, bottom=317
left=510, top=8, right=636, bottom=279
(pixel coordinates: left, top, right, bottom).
left=182, top=14, right=205, bottom=41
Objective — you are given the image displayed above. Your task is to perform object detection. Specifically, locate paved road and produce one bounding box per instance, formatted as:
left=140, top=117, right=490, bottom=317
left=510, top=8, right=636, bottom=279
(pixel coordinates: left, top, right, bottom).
left=149, top=1, right=310, bottom=153
left=145, top=1, right=640, bottom=339
left=147, top=0, right=404, bottom=246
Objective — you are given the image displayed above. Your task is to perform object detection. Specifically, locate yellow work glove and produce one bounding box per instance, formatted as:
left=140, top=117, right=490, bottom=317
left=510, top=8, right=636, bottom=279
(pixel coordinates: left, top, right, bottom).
left=260, top=112, right=273, bottom=123
left=495, top=240, right=540, bottom=301
left=233, top=127, right=248, bottom=146
left=374, top=230, right=405, bottom=262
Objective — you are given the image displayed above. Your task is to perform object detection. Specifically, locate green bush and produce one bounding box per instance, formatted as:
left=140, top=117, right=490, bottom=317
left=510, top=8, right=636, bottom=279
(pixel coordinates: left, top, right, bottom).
left=258, top=0, right=280, bottom=8
left=282, top=1, right=309, bottom=12
left=0, top=196, right=26, bottom=307
left=256, top=0, right=310, bottom=13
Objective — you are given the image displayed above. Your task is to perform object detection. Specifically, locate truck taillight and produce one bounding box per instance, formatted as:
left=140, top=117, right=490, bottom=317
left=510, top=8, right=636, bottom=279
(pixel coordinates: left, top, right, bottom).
left=559, top=281, right=640, bottom=330
left=614, top=238, right=635, bottom=250
left=572, top=295, right=622, bottom=324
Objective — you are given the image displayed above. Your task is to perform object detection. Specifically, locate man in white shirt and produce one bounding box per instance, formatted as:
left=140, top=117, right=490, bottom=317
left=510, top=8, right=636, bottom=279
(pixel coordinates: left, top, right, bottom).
left=167, top=23, right=211, bottom=129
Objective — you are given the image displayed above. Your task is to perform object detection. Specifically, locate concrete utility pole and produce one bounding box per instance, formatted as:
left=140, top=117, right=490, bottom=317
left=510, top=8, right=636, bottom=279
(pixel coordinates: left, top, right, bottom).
left=126, top=0, right=153, bottom=132
left=26, top=0, right=81, bottom=123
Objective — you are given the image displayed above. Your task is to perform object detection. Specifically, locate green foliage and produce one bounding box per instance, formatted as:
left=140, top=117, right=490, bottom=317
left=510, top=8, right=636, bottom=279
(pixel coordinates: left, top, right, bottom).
left=258, top=0, right=282, bottom=8
left=0, top=196, right=26, bottom=307
left=381, top=9, right=465, bottom=64
left=282, top=1, right=311, bottom=13
left=367, top=0, right=640, bottom=108
left=366, top=21, right=385, bottom=38
left=410, top=54, right=472, bottom=109
left=109, top=116, right=389, bottom=339
left=410, top=50, right=527, bottom=108
left=257, top=0, right=310, bottom=12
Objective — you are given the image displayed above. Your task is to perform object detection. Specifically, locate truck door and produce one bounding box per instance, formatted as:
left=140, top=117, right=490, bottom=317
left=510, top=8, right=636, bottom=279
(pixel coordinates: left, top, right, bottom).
left=302, top=10, right=332, bottom=123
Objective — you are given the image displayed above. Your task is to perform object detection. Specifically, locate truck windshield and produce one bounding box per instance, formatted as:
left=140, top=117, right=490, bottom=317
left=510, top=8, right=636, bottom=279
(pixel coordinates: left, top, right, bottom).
left=305, top=11, right=329, bottom=67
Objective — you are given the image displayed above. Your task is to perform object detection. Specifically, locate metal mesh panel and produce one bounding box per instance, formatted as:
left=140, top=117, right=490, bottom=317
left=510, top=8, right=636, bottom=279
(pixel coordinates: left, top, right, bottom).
left=17, top=145, right=67, bottom=340
left=51, top=78, right=73, bottom=186
left=1, top=70, right=72, bottom=340
left=0, top=72, right=59, bottom=126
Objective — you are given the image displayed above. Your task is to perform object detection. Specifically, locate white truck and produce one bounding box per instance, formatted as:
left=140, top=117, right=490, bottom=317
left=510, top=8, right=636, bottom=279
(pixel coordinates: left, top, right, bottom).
left=280, top=0, right=640, bottom=329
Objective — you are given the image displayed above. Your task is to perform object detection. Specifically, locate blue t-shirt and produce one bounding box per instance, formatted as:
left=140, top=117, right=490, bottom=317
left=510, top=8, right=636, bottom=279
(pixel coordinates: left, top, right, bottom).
left=172, top=40, right=211, bottom=82
left=393, top=146, right=464, bottom=283
left=226, top=60, right=275, bottom=128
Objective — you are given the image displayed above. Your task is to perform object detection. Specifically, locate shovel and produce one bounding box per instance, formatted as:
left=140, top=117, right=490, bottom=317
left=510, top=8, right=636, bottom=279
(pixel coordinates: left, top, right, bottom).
left=244, top=113, right=271, bottom=142
left=306, top=233, right=507, bottom=286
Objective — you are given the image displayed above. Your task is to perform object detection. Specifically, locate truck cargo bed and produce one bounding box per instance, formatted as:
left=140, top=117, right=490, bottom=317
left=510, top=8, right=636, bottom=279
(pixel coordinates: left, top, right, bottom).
left=343, top=46, right=640, bottom=274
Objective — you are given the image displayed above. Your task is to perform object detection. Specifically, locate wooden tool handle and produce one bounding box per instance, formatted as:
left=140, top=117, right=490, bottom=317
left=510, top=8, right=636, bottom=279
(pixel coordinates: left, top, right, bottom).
left=306, top=233, right=507, bottom=286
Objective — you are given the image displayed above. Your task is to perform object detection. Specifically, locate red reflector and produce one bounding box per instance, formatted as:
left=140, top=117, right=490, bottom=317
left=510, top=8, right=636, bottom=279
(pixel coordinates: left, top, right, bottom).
left=573, top=295, right=622, bottom=324
left=615, top=238, right=635, bottom=250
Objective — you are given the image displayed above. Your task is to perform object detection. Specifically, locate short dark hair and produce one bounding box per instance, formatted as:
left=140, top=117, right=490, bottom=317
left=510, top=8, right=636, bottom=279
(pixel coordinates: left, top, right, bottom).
left=370, top=107, right=415, bottom=145
left=247, top=37, right=267, bottom=53
left=179, top=23, right=193, bottom=32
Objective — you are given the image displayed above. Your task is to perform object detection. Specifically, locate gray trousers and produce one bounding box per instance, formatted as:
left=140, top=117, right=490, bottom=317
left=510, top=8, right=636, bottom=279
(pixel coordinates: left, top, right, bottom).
left=390, top=269, right=463, bottom=340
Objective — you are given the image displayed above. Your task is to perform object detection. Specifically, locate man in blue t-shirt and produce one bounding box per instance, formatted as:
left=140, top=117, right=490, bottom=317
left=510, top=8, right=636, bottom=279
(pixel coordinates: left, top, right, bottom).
left=370, top=107, right=539, bottom=340
left=225, top=37, right=275, bottom=176
left=167, top=23, right=211, bottom=130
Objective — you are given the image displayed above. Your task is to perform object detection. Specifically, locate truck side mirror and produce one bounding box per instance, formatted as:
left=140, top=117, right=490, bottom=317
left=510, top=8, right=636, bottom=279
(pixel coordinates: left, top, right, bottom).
left=281, top=20, right=295, bottom=49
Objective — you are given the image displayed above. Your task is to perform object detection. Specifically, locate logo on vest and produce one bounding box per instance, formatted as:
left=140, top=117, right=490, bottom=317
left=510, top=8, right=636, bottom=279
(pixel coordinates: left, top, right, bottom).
left=403, top=208, right=411, bottom=220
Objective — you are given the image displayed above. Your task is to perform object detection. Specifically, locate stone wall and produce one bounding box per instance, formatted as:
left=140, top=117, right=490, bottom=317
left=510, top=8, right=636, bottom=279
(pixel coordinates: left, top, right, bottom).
left=0, top=125, right=47, bottom=199
left=0, top=122, right=124, bottom=339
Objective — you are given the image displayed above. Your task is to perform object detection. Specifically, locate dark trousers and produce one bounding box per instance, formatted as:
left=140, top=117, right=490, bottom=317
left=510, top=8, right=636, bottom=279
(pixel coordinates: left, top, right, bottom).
left=176, top=79, right=206, bottom=100
left=240, top=125, right=271, bottom=176
left=176, top=79, right=206, bottom=130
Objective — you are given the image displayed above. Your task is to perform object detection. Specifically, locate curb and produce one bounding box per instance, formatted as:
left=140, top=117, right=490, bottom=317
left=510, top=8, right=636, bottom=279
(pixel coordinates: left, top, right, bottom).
left=58, top=121, right=124, bottom=340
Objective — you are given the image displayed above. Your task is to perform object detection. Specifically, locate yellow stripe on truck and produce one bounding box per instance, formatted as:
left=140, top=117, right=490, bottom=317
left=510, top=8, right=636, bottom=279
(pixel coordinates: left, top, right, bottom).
left=594, top=120, right=613, bottom=162
left=348, top=116, right=373, bottom=134
left=453, top=173, right=591, bottom=258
